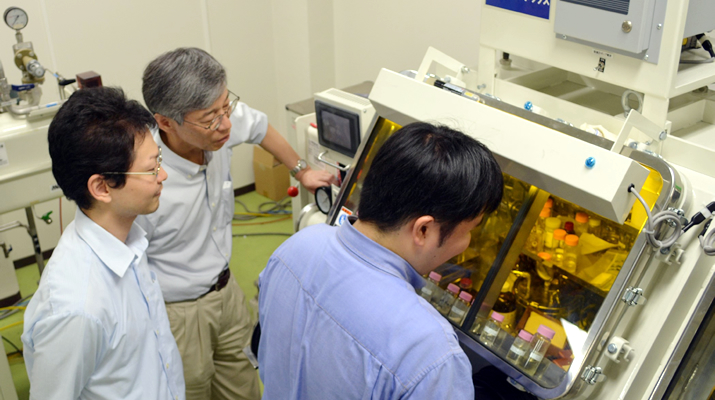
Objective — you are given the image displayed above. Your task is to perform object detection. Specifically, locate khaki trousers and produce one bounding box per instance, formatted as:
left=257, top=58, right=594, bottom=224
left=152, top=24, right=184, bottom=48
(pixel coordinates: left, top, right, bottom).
left=166, top=277, right=260, bottom=400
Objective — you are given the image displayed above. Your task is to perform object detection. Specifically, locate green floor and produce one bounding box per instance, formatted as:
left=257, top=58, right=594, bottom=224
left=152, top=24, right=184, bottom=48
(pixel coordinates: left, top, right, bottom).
left=1, top=191, right=293, bottom=399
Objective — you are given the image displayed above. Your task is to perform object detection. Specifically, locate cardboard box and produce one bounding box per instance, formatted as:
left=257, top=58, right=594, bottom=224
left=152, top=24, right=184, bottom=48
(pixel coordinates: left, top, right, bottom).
left=253, top=146, right=290, bottom=201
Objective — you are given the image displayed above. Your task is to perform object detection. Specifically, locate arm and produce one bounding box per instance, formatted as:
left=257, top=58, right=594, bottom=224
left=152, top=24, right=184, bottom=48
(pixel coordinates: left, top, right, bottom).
left=26, top=314, right=104, bottom=400
left=259, top=124, right=337, bottom=193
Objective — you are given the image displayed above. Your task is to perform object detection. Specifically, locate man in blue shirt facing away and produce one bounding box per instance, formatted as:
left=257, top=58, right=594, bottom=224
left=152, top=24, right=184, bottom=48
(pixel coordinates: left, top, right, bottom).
left=22, top=87, right=185, bottom=400
left=258, top=122, right=504, bottom=399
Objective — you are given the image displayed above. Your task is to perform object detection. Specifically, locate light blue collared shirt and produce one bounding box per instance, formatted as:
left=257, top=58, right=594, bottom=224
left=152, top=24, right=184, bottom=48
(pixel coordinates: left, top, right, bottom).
left=22, top=208, right=185, bottom=400
left=258, top=219, right=474, bottom=400
left=136, top=102, right=267, bottom=302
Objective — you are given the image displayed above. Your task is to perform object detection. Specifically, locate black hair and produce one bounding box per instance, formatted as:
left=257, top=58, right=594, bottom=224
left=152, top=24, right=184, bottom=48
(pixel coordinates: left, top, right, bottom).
left=358, top=122, right=503, bottom=245
left=48, top=87, right=156, bottom=210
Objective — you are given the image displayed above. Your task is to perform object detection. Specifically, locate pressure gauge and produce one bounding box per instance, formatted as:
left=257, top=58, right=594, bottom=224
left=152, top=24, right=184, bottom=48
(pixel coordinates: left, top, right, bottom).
left=4, top=7, right=28, bottom=30
left=315, top=186, right=333, bottom=215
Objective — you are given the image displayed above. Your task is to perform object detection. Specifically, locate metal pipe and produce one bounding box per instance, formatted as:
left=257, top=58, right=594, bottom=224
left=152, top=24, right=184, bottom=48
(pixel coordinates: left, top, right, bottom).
left=0, top=59, right=11, bottom=107
left=0, top=210, right=46, bottom=275
left=0, top=220, right=29, bottom=234
left=24, top=207, right=45, bottom=275
left=9, top=99, right=64, bottom=116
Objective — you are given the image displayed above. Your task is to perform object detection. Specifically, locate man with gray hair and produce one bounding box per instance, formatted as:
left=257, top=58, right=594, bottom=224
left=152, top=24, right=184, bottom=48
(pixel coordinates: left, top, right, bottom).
left=136, top=47, right=334, bottom=400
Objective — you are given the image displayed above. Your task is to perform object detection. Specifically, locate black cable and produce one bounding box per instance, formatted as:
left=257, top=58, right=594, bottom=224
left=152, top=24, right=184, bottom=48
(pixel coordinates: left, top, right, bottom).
left=696, top=33, right=715, bottom=58
left=0, top=293, right=34, bottom=321
left=2, top=335, right=21, bottom=354
left=682, top=201, right=715, bottom=233
left=702, top=40, right=715, bottom=58
left=234, top=197, right=292, bottom=221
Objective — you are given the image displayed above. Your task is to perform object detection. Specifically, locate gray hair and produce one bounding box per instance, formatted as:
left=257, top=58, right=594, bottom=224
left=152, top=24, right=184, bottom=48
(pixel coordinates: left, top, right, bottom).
left=142, top=47, right=227, bottom=124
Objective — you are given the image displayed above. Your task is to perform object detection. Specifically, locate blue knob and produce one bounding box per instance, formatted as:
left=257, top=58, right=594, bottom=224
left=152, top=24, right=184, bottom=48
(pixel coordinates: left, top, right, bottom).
left=524, top=101, right=533, bottom=111
left=11, top=83, right=35, bottom=92
left=585, top=157, right=596, bottom=168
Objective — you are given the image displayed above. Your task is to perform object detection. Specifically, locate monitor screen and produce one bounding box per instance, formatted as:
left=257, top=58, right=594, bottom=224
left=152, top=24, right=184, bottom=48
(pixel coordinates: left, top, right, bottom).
left=315, top=100, right=361, bottom=158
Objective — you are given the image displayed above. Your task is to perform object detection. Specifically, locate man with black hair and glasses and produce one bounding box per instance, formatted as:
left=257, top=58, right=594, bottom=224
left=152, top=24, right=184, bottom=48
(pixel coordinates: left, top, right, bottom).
left=21, top=87, right=184, bottom=400
left=258, top=122, right=504, bottom=400
left=137, top=47, right=334, bottom=400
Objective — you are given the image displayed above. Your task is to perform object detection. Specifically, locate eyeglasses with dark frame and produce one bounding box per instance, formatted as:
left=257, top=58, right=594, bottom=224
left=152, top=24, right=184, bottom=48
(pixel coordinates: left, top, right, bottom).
left=102, top=146, right=162, bottom=178
left=183, top=90, right=240, bottom=131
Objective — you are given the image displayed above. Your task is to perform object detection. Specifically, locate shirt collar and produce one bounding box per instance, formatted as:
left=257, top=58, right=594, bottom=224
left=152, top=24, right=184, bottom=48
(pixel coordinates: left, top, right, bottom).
left=153, top=128, right=211, bottom=177
left=74, top=208, right=149, bottom=278
left=337, top=217, right=424, bottom=289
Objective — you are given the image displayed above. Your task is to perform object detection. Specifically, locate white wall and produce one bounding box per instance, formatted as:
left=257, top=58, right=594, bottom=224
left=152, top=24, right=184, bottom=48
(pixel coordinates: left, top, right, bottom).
left=332, top=0, right=481, bottom=87
left=0, top=0, right=483, bottom=262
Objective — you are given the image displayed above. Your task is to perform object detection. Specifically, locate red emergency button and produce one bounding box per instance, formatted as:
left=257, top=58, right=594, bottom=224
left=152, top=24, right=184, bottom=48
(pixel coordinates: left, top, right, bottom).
left=287, top=186, right=299, bottom=197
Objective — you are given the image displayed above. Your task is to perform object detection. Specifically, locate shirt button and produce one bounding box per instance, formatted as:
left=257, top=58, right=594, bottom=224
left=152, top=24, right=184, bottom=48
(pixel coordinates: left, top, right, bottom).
left=213, top=227, right=217, bottom=232
left=211, top=202, right=215, bottom=208
left=166, top=363, right=170, bottom=369
left=187, top=174, right=192, bottom=178
left=155, top=329, right=159, bottom=335
left=225, top=253, right=228, bottom=257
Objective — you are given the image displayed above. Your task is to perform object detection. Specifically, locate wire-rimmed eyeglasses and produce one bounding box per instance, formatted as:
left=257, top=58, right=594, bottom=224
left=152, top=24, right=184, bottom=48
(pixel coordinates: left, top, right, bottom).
left=183, top=90, right=240, bottom=131
left=102, top=146, right=162, bottom=178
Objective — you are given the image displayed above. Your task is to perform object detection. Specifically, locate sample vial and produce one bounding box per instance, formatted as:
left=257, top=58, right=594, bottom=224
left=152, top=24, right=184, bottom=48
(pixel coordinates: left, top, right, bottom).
left=588, top=218, right=602, bottom=238
left=564, top=221, right=575, bottom=235
left=523, top=325, right=556, bottom=376
left=435, top=283, right=460, bottom=315
left=506, top=329, right=534, bottom=365
left=458, top=277, right=473, bottom=294
left=479, top=311, right=506, bottom=349
left=470, top=303, right=493, bottom=336
left=526, top=207, right=551, bottom=253
left=553, top=229, right=567, bottom=249
left=552, top=229, right=567, bottom=267
left=574, top=212, right=589, bottom=237
left=563, top=234, right=579, bottom=274
left=536, top=252, right=553, bottom=274
left=420, top=271, right=443, bottom=303
left=543, top=217, right=562, bottom=250
left=448, top=291, right=474, bottom=325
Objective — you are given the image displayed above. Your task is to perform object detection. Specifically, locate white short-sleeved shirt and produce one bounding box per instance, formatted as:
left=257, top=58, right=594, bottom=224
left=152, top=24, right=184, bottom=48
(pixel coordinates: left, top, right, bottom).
left=22, top=208, right=185, bottom=400
left=135, top=102, right=268, bottom=302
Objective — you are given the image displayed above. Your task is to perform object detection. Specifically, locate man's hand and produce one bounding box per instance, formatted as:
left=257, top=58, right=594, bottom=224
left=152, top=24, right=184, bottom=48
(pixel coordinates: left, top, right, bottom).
left=296, top=168, right=338, bottom=193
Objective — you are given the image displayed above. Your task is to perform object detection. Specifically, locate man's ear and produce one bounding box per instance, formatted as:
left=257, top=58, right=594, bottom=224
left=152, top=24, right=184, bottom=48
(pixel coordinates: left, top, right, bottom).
left=411, top=215, right=437, bottom=247
left=87, top=174, right=112, bottom=205
left=154, top=113, right=175, bottom=134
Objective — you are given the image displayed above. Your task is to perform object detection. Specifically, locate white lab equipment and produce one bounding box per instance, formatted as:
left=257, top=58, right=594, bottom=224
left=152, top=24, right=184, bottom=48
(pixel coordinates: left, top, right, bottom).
left=286, top=87, right=376, bottom=231
left=0, top=6, right=73, bottom=303
left=322, top=0, right=715, bottom=391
